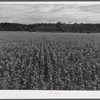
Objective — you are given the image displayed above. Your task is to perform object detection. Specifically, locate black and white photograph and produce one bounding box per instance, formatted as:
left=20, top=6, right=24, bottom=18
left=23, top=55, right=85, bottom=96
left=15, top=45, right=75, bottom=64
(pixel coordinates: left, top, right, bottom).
left=0, top=2, right=100, bottom=90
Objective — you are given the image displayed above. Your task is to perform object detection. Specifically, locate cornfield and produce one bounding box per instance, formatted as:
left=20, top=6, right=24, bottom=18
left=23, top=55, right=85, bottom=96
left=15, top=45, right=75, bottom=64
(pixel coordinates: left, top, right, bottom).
left=0, top=31, right=100, bottom=90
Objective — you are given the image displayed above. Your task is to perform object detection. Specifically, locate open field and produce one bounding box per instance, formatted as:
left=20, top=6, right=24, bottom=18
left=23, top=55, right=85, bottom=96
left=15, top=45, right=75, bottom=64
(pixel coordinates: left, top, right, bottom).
left=0, top=31, right=100, bottom=90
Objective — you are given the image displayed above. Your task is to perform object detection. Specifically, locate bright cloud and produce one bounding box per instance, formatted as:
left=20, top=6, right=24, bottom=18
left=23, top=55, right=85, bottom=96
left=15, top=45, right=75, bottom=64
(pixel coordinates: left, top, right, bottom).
left=0, top=3, right=100, bottom=24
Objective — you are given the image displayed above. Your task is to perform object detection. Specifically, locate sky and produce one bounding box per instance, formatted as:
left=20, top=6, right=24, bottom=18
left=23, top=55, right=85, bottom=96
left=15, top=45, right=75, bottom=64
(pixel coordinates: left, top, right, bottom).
left=0, top=2, right=100, bottom=24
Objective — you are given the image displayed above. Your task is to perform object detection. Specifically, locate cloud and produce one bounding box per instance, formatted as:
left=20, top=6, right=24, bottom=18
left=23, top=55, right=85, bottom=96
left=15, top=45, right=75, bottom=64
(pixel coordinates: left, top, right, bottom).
left=0, top=3, right=99, bottom=24
left=78, top=4, right=100, bottom=13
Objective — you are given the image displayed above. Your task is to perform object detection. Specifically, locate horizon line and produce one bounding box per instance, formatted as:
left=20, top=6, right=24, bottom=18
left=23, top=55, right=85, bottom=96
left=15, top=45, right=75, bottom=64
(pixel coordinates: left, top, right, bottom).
left=1, top=22, right=100, bottom=25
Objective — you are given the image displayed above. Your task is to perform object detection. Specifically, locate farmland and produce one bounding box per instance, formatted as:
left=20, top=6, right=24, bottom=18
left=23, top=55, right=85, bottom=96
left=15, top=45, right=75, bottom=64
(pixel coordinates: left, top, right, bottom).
left=0, top=31, right=100, bottom=90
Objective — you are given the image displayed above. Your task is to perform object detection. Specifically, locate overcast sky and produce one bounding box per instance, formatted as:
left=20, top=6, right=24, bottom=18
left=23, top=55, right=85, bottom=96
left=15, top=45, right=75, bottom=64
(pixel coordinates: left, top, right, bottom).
left=0, top=3, right=100, bottom=24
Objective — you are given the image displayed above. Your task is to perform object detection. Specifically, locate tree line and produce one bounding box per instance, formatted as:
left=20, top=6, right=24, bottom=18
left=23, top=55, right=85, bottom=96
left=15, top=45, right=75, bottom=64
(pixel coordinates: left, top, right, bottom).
left=0, top=22, right=100, bottom=33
